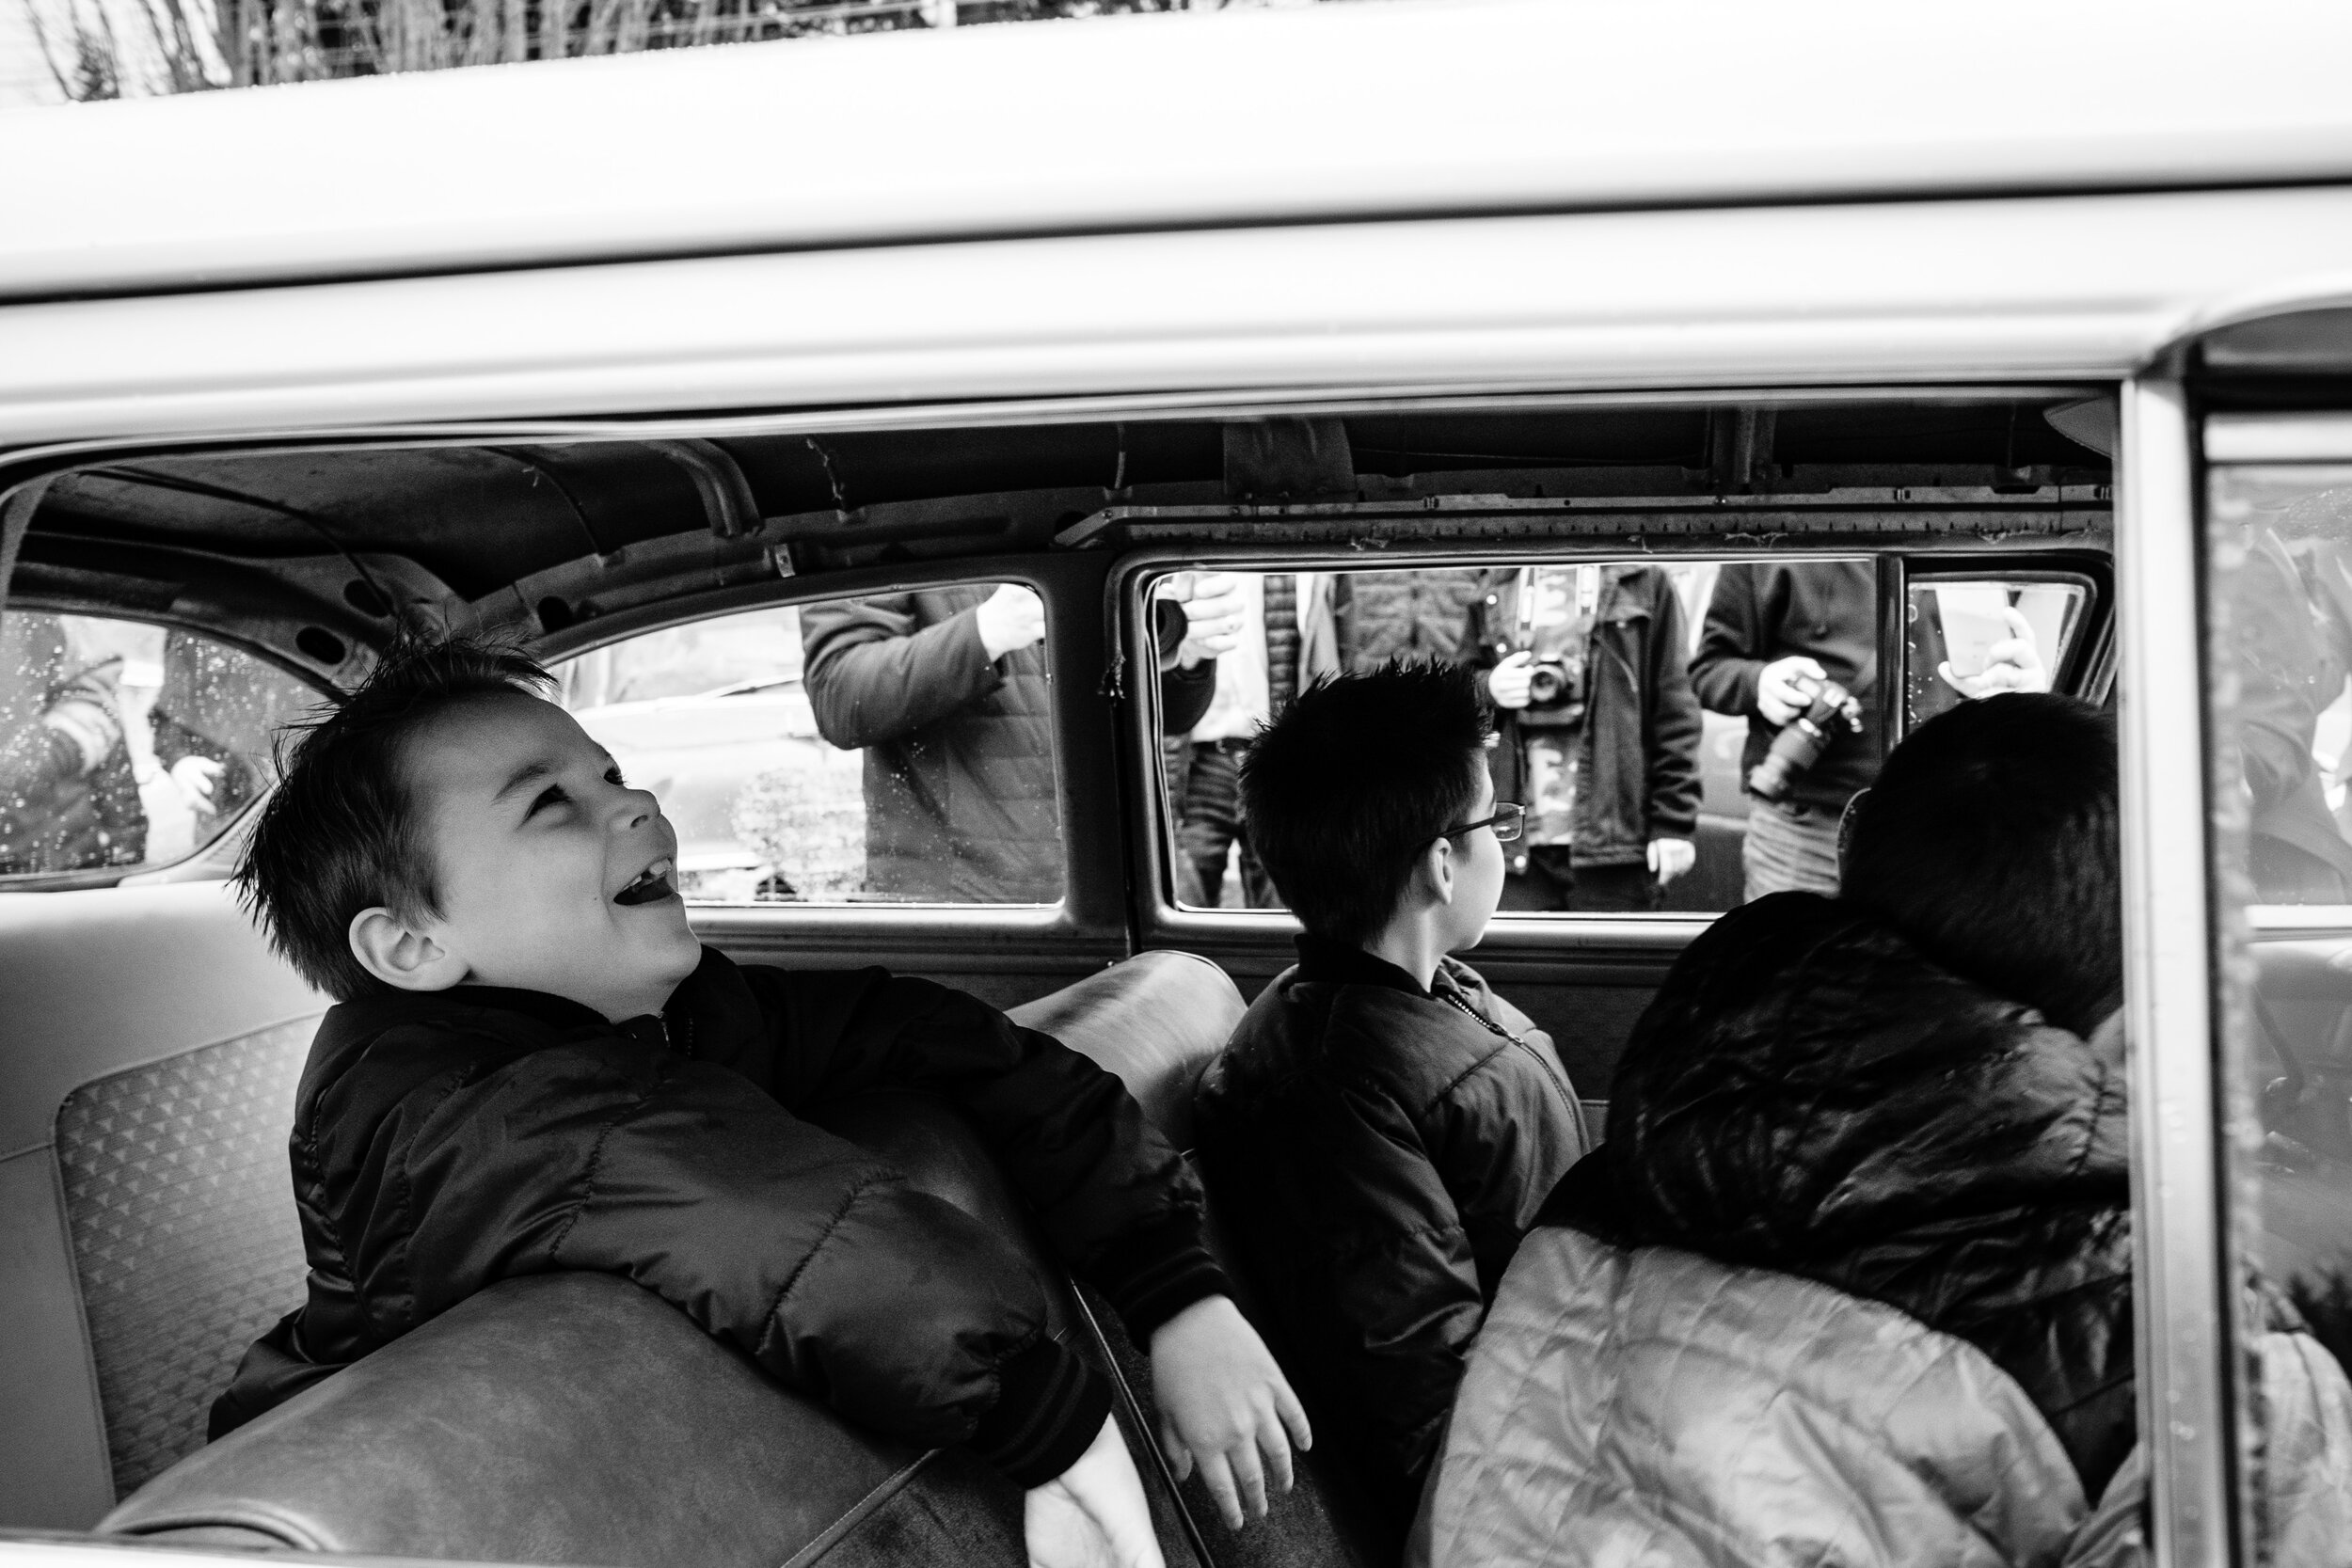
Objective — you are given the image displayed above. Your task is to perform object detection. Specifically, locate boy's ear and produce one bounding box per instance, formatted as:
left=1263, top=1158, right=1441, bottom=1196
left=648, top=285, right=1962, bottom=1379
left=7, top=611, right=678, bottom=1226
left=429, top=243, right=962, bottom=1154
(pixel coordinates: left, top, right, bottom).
left=348, top=906, right=467, bottom=993
left=1414, top=835, right=1457, bottom=910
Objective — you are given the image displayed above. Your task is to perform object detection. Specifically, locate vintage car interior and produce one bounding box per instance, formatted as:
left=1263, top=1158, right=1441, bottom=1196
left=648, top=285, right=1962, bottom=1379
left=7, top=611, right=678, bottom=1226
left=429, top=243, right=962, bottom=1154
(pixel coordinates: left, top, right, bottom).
left=0, top=399, right=2125, bottom=1567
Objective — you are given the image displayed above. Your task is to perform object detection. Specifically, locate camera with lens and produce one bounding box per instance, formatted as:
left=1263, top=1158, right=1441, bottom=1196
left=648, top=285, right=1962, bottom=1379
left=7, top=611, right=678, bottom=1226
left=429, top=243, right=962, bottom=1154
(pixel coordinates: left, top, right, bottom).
left=1525, top=659, right=1582, bottom=706
left=1746, top=673, right=1863, bottom=801
left=1514, top=656, right=1588, bottom=730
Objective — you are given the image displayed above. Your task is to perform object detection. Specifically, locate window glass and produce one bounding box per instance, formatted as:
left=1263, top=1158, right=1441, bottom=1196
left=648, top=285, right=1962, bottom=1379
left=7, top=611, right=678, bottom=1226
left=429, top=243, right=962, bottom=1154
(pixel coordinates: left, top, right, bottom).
left=1904, top=578, right=2086, bottom=729
left=0, top=613, right=320, bottom=879
left=2205, top=465, right=2352, bottom=1560
left=555, top=585, right=1062, bottom=905
left=1152, top=558, right=1943, bottom=915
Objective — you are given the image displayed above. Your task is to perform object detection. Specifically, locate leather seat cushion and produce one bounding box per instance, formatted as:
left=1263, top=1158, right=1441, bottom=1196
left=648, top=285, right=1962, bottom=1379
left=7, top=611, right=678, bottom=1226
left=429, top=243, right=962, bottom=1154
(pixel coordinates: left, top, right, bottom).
left=1008, top=949, right=1244, bottom=1149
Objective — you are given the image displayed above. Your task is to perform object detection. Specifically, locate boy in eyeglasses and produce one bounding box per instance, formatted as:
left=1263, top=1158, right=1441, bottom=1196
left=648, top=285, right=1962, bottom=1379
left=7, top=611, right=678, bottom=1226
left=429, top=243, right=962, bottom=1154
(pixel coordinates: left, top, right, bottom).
left=1192, top=660, right=1591, bottom=1538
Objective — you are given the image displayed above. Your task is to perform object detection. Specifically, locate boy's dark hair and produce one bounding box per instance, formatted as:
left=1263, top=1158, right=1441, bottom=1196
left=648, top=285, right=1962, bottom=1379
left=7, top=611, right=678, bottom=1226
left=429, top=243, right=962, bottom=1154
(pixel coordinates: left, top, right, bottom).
left=237, top=637, right=552, bottom=1001
left=1840, top=692, right=2121, bottom=1037
left=1240, top=659, right=1493, bottom=945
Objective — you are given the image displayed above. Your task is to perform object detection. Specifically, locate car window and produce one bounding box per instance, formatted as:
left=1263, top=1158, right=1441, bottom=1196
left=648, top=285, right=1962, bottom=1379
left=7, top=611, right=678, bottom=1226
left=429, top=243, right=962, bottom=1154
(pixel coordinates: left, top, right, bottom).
left=2205, top=463, right=2352, bottom=1560
left=1152, top=558, right=2090, bottom=917
left=553, top=585, right=1063, bottom=906
left=1152, top=559, right=1895, bottom=916
left=0, top=612, right=319, bottom=882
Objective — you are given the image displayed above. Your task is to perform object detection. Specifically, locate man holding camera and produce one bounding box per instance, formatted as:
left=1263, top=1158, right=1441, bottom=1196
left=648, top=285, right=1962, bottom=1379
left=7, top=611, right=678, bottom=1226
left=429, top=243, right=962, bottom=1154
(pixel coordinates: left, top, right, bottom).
left=1694, top=562, right=2054, bottom=902
left=1691, top=561, right=1882, bottom=901
left=1469, top=564, right=1703, bottom=912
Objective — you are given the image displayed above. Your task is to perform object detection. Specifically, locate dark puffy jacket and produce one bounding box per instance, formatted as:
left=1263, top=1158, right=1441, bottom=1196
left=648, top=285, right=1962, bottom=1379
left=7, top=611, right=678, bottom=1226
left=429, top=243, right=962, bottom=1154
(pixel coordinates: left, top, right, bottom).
left=1549, top=893, right=2139, bottom=1494
left=1332, top=570, right=1495, bottom=670
left=803, top=590, right=1212, bottom=901
left=1192, top=941, right=1589, bottom=1510
left=1464, top=565, right=1703, bottom=864
left=1689, top=561, right=1882, bottom=813
left=211, top=947, right=1226, bottom=1487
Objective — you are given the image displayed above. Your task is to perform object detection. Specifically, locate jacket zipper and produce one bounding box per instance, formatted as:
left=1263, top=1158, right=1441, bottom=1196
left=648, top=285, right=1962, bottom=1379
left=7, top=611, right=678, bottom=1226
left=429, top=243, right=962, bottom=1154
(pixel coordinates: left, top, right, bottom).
left=1438, top=991, right=1578, bottom=1116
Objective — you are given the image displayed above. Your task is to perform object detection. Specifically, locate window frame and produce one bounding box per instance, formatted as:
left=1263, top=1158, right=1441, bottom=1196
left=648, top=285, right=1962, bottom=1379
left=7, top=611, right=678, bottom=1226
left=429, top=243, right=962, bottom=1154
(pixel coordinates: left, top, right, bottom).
left=2122, top=376, right=2236, bottom=1567
left=1119, top=538, right=2115, bottom=957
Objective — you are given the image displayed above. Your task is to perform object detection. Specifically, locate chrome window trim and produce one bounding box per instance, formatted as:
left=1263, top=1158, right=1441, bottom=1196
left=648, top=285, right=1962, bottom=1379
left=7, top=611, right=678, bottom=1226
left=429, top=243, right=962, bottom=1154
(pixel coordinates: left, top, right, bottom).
left=2120, top=377, right=2232, bottom=1568
left=2204, top=413, right=2352, bottom=464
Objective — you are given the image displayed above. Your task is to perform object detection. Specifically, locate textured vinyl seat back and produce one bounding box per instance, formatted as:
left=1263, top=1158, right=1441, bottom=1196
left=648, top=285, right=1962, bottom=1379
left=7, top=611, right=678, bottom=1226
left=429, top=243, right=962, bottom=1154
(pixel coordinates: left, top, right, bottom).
left=53, top=1016, right=318, bottom=1497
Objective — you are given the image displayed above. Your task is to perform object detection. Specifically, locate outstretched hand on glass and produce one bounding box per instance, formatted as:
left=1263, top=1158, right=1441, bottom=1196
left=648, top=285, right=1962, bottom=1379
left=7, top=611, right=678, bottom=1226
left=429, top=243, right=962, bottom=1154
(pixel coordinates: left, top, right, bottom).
left=1937, top=606, right=2051, bottom=701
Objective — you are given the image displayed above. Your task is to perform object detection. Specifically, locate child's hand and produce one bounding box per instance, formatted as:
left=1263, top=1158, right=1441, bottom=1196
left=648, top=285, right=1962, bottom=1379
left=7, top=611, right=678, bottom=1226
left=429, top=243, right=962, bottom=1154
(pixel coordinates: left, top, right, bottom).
left=1025, top=1414, right=1164, bottom=1568
left=1149, top=1294, right=1312, bottom=1529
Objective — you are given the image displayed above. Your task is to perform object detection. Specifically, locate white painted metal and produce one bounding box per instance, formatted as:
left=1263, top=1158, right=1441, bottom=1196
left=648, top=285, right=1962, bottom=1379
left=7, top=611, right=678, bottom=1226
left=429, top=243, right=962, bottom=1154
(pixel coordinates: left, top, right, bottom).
left=7, top=189, right=2352, bottom=446
left=2118, top=378, right=2231, bottom=1568
left=5, top=0, right=2352, bottom=300
left=2207, top=414, right=2352, bottom=463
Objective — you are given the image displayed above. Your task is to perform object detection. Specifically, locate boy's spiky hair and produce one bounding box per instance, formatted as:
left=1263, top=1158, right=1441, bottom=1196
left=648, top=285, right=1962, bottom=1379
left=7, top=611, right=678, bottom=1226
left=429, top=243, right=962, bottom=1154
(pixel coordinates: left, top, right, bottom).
left=1240, top=659, right=1493, bottom=945
left=236, top=636, right=552, bottom=1001
left=1840, top=692, right=2121, bottom=1037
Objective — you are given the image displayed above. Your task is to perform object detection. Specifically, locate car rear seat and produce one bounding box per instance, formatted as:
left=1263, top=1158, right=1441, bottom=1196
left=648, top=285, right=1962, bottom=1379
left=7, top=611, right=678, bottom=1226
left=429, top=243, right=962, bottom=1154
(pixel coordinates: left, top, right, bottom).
left=100, top=1093, right=1112, bottom=1568
left=94, top=947, right=1390, bottom=1568
left=0, top=880, right=325, bottom=1529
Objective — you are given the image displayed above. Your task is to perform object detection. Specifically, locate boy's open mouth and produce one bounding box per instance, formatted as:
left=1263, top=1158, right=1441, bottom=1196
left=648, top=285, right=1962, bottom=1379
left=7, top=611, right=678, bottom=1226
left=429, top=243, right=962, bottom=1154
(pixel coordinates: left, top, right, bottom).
left=612, top=859, right=677, bottom=906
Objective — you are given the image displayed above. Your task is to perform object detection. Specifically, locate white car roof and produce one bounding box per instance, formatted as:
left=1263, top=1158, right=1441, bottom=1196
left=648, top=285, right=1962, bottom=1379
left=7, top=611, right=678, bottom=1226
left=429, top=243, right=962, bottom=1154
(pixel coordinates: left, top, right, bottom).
left=6, top=0, right=2352, bottom=302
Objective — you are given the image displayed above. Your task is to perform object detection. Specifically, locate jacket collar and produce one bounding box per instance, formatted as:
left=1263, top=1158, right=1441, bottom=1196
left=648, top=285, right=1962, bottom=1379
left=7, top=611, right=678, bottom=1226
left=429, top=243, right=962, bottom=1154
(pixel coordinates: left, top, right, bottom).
left=322, top=944, right=755, bottom=1055
left=1556, top=892, right=2129, bottom=1255
left=1293, top=933, right=1429, bottom=999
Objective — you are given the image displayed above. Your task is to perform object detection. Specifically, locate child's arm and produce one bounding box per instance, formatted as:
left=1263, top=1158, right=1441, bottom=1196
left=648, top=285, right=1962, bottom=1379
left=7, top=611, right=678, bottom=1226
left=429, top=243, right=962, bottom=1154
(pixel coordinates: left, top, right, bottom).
left=735, top=966, right=1230, bottom=1337
left=1147, top=1296, right=1313, bottom=1529
left=731, top=964, right=1311, bottom=1523
left=394, top=1036, right=1114, bottom=1488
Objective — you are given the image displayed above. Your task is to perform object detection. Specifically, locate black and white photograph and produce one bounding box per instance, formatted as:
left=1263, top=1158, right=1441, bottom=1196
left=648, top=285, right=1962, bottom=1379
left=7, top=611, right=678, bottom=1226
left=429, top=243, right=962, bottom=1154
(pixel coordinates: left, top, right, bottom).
left=2, top=3, right=2350, bottom=1566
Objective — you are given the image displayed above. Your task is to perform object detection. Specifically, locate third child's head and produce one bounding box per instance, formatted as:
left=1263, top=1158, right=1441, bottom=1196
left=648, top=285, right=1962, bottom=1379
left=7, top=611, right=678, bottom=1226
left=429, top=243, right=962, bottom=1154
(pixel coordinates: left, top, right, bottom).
left=238, top=638, right=701, bottom=1022
left=1839, top=692, right=2121, bottom=1036
left=1241, top=659, right=1503, bottom=955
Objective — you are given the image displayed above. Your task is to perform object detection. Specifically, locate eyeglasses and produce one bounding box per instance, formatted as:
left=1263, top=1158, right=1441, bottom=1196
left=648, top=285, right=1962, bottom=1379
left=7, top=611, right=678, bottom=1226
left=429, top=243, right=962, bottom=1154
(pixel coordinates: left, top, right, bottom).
left=1438, top=801, right=1525, bottom=844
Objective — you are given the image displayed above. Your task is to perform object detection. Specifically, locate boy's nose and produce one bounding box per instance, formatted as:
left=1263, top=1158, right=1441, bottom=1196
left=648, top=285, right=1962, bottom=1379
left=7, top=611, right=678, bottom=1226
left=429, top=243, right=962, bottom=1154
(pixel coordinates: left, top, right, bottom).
left=611, top=784, right=659, bottom=830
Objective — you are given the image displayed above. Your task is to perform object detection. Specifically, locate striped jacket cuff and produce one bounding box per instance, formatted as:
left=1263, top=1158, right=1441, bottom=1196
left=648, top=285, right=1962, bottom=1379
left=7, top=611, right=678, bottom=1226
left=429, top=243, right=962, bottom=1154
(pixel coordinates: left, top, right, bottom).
left=967, top=1337, right=1114, bottom=1488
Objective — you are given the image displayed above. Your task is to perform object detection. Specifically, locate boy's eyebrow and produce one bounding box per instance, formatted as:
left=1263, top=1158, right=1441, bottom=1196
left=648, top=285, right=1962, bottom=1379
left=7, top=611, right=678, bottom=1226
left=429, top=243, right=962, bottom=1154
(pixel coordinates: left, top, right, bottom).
left=489, top=749, right=619, bottom=805
left=492, top=760, right=557, bottom=804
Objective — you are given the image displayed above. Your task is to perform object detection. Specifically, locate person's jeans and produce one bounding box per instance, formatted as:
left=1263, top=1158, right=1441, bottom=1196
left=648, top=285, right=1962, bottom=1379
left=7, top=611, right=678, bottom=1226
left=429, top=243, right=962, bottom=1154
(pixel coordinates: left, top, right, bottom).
left=1174, top=741, right=1279, bottom=908
left=1741, top=796, right=1843, bottom=901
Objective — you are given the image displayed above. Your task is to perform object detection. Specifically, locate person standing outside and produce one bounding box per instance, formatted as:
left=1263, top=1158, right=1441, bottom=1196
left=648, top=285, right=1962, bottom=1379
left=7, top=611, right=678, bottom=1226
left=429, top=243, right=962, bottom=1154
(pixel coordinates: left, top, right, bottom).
left=803, top=580, right=1237, bottom=903
left=1693, top=562, right=2051, bottom=903
left=1690, top=561, right=1881, bottom=901
left=1170, top=571, right=1338, bottom=908
left=1467, top=563, right=1702, bottom=912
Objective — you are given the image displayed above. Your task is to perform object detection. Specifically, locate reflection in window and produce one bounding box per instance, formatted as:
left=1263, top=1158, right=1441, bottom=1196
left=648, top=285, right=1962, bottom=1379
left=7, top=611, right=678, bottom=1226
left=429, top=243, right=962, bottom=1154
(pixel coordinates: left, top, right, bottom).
left=2207, top=465, right=2352, bottom=1562
left=0, top=615, right=319, bottom=879
left=1904, top=579, right=2085, bottom=730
